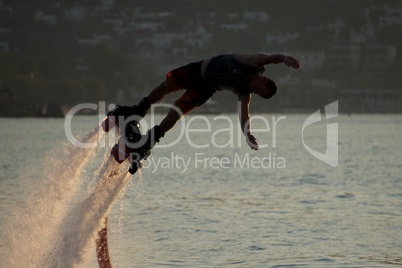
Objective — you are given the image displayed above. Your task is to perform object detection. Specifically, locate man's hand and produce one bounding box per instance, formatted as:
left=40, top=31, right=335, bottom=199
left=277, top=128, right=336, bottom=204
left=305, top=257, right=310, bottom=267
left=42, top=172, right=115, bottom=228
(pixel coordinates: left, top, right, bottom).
left=284, top=56, right=300, bottom=69
left=246, top=133, right=259, bottom=150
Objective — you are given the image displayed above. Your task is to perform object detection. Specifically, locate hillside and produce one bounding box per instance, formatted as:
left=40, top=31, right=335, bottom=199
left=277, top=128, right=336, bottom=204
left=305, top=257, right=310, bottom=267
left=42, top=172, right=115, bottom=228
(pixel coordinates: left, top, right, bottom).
left=0, top=0, right=401, bottom=113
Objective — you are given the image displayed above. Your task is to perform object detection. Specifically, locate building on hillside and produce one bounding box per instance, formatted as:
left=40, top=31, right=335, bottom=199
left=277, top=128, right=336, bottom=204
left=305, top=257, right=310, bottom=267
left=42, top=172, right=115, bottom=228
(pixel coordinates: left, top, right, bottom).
left=327, top=46, right=361, bottom=71
left=339, top=88, right=402, bottom=113
left=362, top=45, right=397, bottom=71
left=293, top=51, right=325, bottom=72
left=64, top=6, right=86, bottom=21
left=34, top=11, right=57, bottom=26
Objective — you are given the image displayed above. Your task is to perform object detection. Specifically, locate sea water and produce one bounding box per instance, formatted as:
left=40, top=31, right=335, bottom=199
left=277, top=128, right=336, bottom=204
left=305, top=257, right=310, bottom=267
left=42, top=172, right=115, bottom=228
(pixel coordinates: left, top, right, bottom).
left=0, top=114, right=401, bottom=267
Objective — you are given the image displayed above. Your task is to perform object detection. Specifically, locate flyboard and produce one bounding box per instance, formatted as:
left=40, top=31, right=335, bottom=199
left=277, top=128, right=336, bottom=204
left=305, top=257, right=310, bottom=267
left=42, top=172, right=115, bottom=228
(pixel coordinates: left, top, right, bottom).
left=96, top=106, right=151, bottom=268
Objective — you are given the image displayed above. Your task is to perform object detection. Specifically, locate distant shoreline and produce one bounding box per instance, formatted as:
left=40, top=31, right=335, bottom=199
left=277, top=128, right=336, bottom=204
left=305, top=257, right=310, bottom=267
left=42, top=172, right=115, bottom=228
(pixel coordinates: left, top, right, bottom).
left=1, top=110, right=401, bottom=118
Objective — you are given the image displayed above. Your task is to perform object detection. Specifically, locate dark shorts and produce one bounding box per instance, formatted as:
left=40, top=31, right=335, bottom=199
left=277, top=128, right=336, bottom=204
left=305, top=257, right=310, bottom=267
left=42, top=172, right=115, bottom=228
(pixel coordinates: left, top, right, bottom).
left=166, top=61, right=216, bottom=114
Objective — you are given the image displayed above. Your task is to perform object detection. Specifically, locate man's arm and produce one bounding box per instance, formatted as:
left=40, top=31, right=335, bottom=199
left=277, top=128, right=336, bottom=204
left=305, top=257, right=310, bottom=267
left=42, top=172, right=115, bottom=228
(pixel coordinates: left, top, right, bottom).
left=237, top=53, right=300, bottom=69
left=238, top=94, right=258, bottom=150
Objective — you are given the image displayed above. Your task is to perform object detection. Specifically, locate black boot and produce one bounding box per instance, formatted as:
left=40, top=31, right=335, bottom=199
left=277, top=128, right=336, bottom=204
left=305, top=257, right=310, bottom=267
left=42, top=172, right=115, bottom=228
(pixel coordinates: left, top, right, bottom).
left=107, top=97, right=151, bottom=121
left=128, top=125, right=164, bottom=174
left=143, top=125, right=165, bottom=151
left=126, top=125, right=164, bottom=155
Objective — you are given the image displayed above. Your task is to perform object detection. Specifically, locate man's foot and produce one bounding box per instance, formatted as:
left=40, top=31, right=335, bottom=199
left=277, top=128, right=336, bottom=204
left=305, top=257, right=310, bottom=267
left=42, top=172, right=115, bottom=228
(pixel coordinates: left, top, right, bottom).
left=111, top=125, right=164, bottom=174
left=107, top=105, right=141, bottom=120
left=110, top=121, right=143, bottom=164
left=127, top=125, right=164, bottom=174
left=106, top=97, right=151, bottom=126
left=128, top=148, right=151, bottom=174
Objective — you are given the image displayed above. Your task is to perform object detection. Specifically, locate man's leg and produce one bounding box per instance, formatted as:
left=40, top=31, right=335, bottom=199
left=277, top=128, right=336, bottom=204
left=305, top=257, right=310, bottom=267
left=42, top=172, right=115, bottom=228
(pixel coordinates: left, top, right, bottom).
left=159, top=88, right=204, bottom=133
left=139, top=86, right=214, bottom=151
left=134, top=63, right=195, bottom=119
left=159, top=108, right=183, bottom=133
left=146, top=80, right=172, bottom=104
left=130, top=89, right=197, bottom=153
left=133, top=80, right=173, bottom=118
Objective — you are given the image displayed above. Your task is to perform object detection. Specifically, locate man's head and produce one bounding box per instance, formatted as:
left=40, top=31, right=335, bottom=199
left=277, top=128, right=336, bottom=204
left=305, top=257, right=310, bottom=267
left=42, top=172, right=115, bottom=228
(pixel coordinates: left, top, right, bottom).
left=249, top=75, right=277, bottom=99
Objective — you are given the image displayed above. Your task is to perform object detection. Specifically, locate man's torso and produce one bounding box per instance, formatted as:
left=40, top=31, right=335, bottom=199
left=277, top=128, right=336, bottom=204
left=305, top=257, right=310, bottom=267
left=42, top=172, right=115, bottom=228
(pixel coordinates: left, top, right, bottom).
left=201, top=54, right=264, bottom=95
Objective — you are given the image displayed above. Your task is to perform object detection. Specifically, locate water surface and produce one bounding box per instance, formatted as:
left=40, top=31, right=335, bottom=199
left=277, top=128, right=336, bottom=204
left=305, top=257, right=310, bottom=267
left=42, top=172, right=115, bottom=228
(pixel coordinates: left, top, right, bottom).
left=0, top=114, right=401, bottom=267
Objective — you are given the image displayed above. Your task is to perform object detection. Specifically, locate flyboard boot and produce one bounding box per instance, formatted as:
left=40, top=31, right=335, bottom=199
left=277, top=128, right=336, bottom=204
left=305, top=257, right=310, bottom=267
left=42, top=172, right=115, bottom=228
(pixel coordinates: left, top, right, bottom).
left=101, top=97, right=151, bottom=132
left=101, top=97, right=156, bottom=173
left=127, top=125, right=165, bottom=174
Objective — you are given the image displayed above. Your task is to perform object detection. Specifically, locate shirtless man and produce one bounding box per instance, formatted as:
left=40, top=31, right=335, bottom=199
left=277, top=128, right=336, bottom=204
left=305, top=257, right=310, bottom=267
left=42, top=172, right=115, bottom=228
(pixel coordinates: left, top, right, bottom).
left=109, top=53, right=300, bottom=151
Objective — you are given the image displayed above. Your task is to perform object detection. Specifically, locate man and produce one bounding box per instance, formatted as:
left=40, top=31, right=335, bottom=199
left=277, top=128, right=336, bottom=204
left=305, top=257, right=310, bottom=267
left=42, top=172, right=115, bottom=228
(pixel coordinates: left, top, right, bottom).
left=109, top=53, right=300, bottom=153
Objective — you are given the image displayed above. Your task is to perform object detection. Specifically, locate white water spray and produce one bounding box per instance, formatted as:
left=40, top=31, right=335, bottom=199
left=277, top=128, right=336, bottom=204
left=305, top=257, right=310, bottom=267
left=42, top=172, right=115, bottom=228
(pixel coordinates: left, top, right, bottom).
left=3, top=126, right=134, bottom=267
